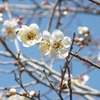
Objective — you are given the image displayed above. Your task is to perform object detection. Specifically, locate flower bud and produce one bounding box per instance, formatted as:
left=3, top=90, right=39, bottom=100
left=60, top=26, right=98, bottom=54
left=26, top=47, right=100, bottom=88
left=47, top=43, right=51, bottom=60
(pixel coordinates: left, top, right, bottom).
left=41, top=1, right=48, bottom=5
left=61, top=83, right=67, bottom=90
left=78, top=26, right=89, bottom=35
left=0, top=6, right=4, bottom=13
left=63, top=11, right=68, bottom=16
left=55, top=11, right=60, bottom=17
left=22, top=91, right=28, bottom=96
left=18, top=16, right=24, bottom=20
left=13, top=61, right=18, bottom=66
left=58, top=21, right=63, bottom=25
left=74, top=38, right=83, bottom=43
left=9, top=88, right=16, bottom=95
left=29, top=91, right=36, bottom=98
left=6, top=92, right=11, bottom=98
left=20, top=67, right=25, bottom=72
left=84, top=33, right=89, bottom=37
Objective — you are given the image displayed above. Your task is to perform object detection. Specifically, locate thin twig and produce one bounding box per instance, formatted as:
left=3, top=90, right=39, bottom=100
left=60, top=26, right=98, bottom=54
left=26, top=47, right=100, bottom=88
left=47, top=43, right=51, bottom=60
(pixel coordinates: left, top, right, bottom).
left=0, top=37, right=24, bottom=67
left=55, top=0, right=62, bottom=29
left=47, top=0, right=61, bottom=31
left=59, top=33, right=76, bottom=100
left=69, top=52, right=100, bottom=69
left=65, top=33, right=76, bottom=100
left=89, top=0, right=100, bottom=5
left=17, top=51, right=22, bottom=84
left=13, top=71, right=29, bottom=95
left=43, top=70, right=63, bottom=100
left=4, top=1, right=12, bottom=20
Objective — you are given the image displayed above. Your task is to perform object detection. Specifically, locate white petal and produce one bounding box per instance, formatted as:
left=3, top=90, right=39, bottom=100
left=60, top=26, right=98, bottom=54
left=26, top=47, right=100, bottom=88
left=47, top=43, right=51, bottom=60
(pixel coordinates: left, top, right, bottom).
left=52, top=29, right=64, bottom=41
left=3, top=20, right=17, bottom=30
left=61, top=36, right=71, bottom=48
left=81, top=75, right=89, bottom=85
left=17, top=28, right=25, bottom=42
left=39, top=41, right=50, bottom=55
left=57, top=47, right=69, bottom=59
left=78, top=26, right=82, bottom=34
left=43, top=30, right=51, bottom=40
left=7, top=34, right=16, bottom=41
left=3, top=20, right=10, bottom=29
left=1, top=28, right=7, bottom=36
left=27, top=40, right=36, bottom=45
left=22, top=25, right=30, bottom=33
left=29, top=23, right=39, bottom=33
left=10, top=21, right=17, bottom=28
left=23, top=43, right=30, bottom=47
left=22, top=40, right=36, bottom=47
left=35, top=34, right=42, bottom=43
left=49, top=48, right=57, bottom=59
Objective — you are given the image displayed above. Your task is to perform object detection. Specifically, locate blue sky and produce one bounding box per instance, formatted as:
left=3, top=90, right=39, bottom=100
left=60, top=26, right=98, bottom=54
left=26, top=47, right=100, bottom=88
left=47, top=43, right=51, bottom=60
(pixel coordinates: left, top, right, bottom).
left=0, top=0, right=100, bottom=100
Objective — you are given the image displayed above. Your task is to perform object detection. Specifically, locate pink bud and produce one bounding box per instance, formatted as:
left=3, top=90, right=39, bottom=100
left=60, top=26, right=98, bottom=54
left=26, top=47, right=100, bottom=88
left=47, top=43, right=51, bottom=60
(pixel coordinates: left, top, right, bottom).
left=13, top=61, right=18, bottom=66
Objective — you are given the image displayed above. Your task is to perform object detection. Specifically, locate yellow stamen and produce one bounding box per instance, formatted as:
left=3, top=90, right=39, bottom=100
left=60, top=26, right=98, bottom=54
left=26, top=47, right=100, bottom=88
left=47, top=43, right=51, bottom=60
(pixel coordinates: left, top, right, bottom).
left=26, top=31, right=36, bottom=40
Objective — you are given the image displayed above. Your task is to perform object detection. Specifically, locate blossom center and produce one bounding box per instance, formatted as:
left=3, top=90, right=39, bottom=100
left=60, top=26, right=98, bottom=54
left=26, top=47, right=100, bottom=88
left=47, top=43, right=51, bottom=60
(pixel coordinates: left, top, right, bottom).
left=53, top=41, right=62, bottom=49
left=26, top=31, right=36, bottom=40
left=6, top=27, right=14, bottom=34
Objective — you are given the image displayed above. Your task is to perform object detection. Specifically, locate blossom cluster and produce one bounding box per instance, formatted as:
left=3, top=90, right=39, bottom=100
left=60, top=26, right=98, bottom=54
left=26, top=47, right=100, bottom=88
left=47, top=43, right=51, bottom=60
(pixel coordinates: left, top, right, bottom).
left=74, top=26, right=91, bottom=48
left=61, top=74, right=89, bottom=90
left=1, top=20, right=72, bottom=59
left=1, top=20, right=18, bottom=41
left=6, top=88, right=37, bottom=99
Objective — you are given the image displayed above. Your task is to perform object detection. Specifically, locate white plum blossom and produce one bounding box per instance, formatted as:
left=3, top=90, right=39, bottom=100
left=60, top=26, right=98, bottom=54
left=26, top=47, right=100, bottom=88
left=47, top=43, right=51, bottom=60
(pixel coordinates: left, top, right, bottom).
left=78, top=26, right=89, bottom=35
left=63, top=11, right=68, bottom=16
left=65, top=74, right=73, bottom=80
left=39, top=29, right=71, bottom=59
left=64, top=74, right=75, bottom=87
left=75, top=75, right=89, bottom=85
left=1, top=20, right=18, bottom=40
left=7, top=94, right=29, bottom=100
left=29, top=91, right=36, bottom=98
left=9, top=88, right=16, bottom=95
left=17, top=23, right=42, bottom=47
left=39, top=30, right=51, bottom=55
left=81, top=75, right=89, bottom=85
left=49, top=29, right=71, bottom=59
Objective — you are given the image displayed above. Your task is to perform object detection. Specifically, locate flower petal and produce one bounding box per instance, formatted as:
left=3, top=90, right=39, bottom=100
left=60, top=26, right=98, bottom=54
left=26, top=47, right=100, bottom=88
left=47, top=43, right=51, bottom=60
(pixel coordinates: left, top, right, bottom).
left=35, top=33, right=42, bottom=43
left=17, top=28, right=25, bottom=42
left=49, top=48, right=57, bottom=59
left=22, top=39, right=36, bottom=47
left=52, top=29, right=64, bottom=41
left=3, top=20, right=17, bottom=29
left=57, top=47, right=69, bottom=59
left=29, top=23, right=39, bottom=33
left=22, top=25, right=30, bottom=33
left=3, top=20, right=10, bottom=29
left=78, top=26, right=83, bottom=34
left=61, top=36, right=71, bottom=48
left=23, top=43, right=30, bottom=47
left=1, top=28, right=7, bottom=36
left=7, top=34, right=16, bottom=41
left=43, top=30, right=51, bottom=40
left=39, top=41, right=50, bottom=55
left=10, top=21, right=17, bottom=28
